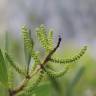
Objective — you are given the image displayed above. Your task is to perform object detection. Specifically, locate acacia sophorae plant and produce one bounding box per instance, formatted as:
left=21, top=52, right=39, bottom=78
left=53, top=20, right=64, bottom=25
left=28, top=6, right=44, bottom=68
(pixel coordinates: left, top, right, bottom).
left=0, top=24, right=87, bottom=96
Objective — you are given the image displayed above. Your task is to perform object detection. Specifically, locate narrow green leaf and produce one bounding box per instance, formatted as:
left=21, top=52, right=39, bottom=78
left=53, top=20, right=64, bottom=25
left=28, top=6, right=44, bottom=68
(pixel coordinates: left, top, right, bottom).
left=23, top=29, right=32, bottom=74
left=0, top=49, right=8, bottom=87
left=66, top=66, right=85, bottom=96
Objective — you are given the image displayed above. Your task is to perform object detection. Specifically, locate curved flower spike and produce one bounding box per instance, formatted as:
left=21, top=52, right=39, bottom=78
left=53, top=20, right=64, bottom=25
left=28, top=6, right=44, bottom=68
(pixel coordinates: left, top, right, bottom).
left=44, top=66, right=69, bottom=78
left=49, top=46, right=87, bottom=64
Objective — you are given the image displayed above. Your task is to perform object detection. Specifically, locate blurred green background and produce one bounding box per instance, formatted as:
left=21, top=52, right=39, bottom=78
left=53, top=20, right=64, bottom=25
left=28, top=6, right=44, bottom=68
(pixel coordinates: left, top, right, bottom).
left=0, top=0, right=96, bottom=96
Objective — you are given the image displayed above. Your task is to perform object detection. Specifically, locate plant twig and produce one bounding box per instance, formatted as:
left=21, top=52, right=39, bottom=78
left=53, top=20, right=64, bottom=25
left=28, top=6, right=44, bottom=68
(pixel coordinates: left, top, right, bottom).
left=8, top=36, right=61, bottom=96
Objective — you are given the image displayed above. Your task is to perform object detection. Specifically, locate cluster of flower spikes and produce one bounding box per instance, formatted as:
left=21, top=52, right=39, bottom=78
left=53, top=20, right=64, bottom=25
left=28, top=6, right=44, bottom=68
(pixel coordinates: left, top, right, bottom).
left=4, top=24, right=87, bottom=96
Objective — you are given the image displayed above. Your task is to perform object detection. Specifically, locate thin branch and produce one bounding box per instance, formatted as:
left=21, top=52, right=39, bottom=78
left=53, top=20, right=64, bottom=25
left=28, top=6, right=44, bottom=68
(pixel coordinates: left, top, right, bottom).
left=8, top=36, right=61, bottom=96
left=9, top=79, right=29, bottom=95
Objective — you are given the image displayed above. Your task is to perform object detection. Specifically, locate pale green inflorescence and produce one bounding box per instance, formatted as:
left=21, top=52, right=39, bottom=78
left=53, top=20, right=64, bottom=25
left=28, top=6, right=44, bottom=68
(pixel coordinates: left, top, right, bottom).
left=21, top=26, right=40, bottom=71
left=44, top=66, right=69, bottom=78
left=50, top=46, right=87, bottom=64
left=36, top=24, right=54, bottom=53
left=47, top=29, right=53, bottom=50
left=5, top=52, right=26, bottom=76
